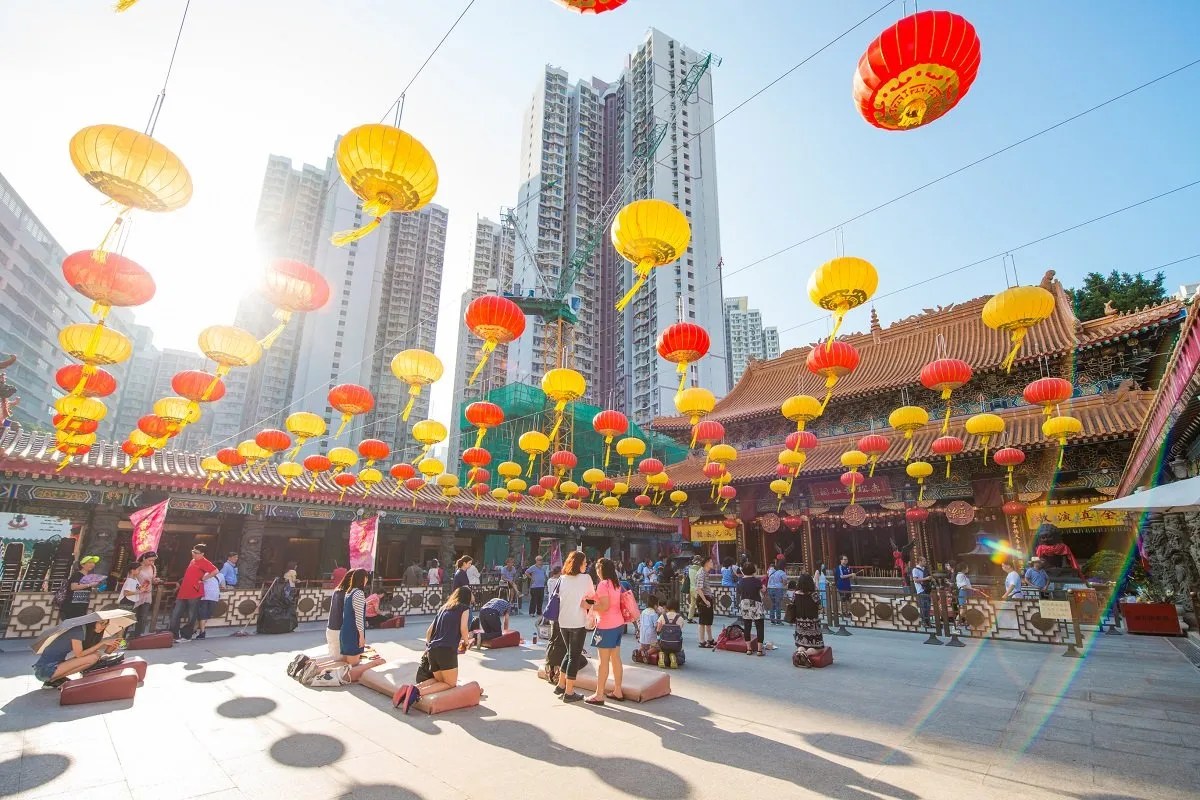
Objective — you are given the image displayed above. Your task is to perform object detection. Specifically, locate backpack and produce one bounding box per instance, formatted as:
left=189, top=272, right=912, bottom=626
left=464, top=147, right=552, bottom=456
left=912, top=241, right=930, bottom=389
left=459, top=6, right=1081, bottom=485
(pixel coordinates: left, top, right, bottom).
left=619, top=589, right=640, bottom=624
left=658, top=613, right=683, bottom=653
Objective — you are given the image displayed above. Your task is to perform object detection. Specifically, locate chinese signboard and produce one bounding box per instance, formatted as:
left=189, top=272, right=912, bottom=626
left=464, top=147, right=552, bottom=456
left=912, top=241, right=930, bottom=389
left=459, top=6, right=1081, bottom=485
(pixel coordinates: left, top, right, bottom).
left=0, top=512, right=71, bottom=542
left=807, top=476, right=892, bottom=504
left=1038, top=600, right=1073, bottom=621
left=1025, top=501, right=1128, bottom=529
left=690, top=521, right=736, bottom=542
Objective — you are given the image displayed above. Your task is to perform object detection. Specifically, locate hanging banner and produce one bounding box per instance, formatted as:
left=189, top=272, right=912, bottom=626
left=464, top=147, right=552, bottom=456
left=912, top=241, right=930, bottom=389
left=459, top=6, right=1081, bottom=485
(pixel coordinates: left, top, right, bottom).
left=1025, top=501, right=1128, bottom=530
left=808, top=476, right=893, bottom=504
left=348, top=515, right=379, bottom=572
left=690, top=521, right=736, bottom=542
left=129, top=500, right=169, bottom=558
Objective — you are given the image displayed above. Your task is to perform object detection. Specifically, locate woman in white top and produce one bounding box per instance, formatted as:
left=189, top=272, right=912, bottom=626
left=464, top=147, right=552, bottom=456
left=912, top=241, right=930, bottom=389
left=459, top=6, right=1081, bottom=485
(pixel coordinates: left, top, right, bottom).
left=553, top=551, right=594, bottom=703
left=1001, top=562, right=1022, bottom=600
left=133, top=552, right=158, bottom=638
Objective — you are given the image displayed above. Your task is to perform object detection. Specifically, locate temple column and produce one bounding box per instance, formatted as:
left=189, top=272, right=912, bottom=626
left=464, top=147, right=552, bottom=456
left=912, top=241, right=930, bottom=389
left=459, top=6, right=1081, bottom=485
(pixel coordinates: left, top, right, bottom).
left=507, top=531, right=524, bottom=564
left=439, top=528, right=456, bottom=573
left=238, top=514, right=265, bottom=586
left=1164, top=512, right=1198, bottom=625
left=82, top=505, right=121, bottom=578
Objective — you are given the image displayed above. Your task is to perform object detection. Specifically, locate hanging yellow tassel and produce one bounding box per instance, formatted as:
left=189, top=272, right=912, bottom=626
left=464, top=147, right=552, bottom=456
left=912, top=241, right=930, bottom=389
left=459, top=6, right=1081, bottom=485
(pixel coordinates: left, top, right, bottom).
left=281, top=482, right=291, bottom=496
left=981, top=437, right=991, bottom=465
left=200, top=366, right=229, bottom=402
left=824, top=309, right=846, bottom=350
left=1000, top=329, right=1027, bottom=373
left=258, top=321, right=288, bottom=350
left=310, top=475, right=320, bottom=493
left=114, top=0, right=140, bottom=10
left=690, top=426, right=699, bottom=449
left=548, top=405, right=566, bottom=441
left=615, top=259, right=653, bottom=312
left=205, top=475, right=215, bottom=490
left=1006, top=467, right=1014, bottom=490
left=92, top=210, right=127, bottom=263
left=333, top=413, right=351, bottom=438
left=941, top=403, right=952, bottom=434
left=90, top=301, right=112, bottom=321
left=474, top=428, right=487, bottom=448
left=400, top=387, right=419, bottom=422
left=469, top=341, right=496, bottom=385
left=676, top=363, right=687, bottom=395
left=903, top=434, right=915, bottom=462
left=918, top=483, right=926, bottom=503
left=331, top=197, right=388, bottom=247
left=868, top=458, right=877, bottom=478
left=777, top=498, right=784, bottom=512
left=57, top=454, right=73, bottom=472
left=604, top=440, right=613, bottom=468
left=820, top=389, right=833, bottom=412
left=1056, top=441, right=1066, bottom=469
left=527, top=454, right=537, bottom=477
left=945, top=456, right=952, bottom=479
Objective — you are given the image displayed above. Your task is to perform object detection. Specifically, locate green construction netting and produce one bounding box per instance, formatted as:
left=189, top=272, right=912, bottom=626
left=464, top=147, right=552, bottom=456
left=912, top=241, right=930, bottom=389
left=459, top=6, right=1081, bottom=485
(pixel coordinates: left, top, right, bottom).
left=456, top=383, right=686, bottom=484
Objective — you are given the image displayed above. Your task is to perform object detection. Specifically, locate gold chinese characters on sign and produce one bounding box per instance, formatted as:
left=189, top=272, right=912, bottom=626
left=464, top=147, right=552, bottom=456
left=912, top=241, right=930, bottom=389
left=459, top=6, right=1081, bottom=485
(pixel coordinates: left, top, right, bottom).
left=690, top=521, right=736, bottom=542
left=1025, top=501, right=1128, bottom=530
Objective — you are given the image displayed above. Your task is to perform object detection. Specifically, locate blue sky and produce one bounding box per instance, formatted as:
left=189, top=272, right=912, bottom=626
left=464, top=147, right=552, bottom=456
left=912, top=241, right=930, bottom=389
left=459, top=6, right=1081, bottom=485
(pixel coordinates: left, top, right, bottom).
left=1, top=0, right=1197, bottom=421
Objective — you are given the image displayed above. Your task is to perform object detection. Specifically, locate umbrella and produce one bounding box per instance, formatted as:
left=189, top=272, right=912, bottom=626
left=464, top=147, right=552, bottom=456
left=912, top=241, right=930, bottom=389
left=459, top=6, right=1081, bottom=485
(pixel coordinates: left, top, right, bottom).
left=1093, top=475, right=1200, bottom=514
left=30, top=608, right=135, bottom=654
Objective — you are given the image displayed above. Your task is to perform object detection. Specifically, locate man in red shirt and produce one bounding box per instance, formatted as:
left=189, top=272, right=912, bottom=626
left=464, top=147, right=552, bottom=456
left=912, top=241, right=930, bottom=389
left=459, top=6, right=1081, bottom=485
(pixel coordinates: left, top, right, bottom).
left=170, top=544, right=218, bottom=642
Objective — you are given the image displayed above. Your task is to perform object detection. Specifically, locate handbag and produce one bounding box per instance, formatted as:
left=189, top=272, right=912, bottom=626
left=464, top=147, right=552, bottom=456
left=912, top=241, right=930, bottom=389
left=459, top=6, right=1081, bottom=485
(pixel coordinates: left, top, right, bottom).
left=619, top=589, right=640, bottom=624
left=539, top=581, right=562, bottom=623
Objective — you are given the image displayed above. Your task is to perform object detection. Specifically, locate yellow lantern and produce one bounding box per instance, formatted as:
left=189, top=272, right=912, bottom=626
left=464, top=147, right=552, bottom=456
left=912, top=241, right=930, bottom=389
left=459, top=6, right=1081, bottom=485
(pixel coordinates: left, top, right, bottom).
left=906, top=460, right=934, bottom=502
left=982, top=285, right=1056, bottom=373
left=497, top=461, right=523, bottom=480
left=518, top=430, right=550, bottom=476
left=277, top=461, right=305, bottom=495
left=965, top=413, right=1005, bottom=464
left=391, top=349, right=444, bottom=421
left=490, top=486, right=508, bottom=504
left=69, top=125, right=192, bottom=259
left=612, top=481, right=630, bottom=499
left=331, top=124, right=439, bottom=245
left=418, top=458, right=445, bottom=479
left=888, top=405, right=929, bottom=462
left=645, top=471, right=668, bottom=504
left=154, top=396, right=201, bottom=434
left=359, top=467, right=384, bottom=497
left=437, top=474, right=460, bottom=490
left=506, top=478, right=528, bottom=494
left=559, top=480, right=580, bottom=498
left=708, top=443, right=737, bottom=465
left=284, top=412, right=326, bottom=458
left=411, top=419, right=448, bottom=462
left=54, top=431, right=96, bottom=470
left=199, top=326, right=263, bottom=400
left=675, top=387, right=716, bottom=447
left=1043, top=415, right=1082, bottom=469
left=59, top=323, right=132, bottom=367
left=840, top=450, right=869, bottom=471
left=200, top=456, right=230, bottom=489
left=601, top=495, right=620, bottom=511
left=808, top=256, right=878, bottom=346
left=328, top=446, right=359, bottom=474
left=669, top=489, right=688, bottom=516
left=770, top=478, right=791, bottom=511
left=121, top=429, right=162, bottom=474
left=581, top=468, right=605, bottom=487
left=54, top=395, right=107, bottom=426
left=611, top=199, right=691, bottom=311
left=442, top=485, right=461, bottom=508
left=781, top=394, right=823, bottom=432
left=541, top=368, right=587, bottom=440
left=237, top=440, right=273, bottom=475
left=615, top=436, right=645, bottom=482
left=778, top=449, right=806, bottom=478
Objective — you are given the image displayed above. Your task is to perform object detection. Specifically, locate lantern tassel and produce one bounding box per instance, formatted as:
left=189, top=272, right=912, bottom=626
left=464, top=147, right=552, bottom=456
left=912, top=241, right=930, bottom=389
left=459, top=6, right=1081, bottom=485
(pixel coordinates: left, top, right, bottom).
left=548, top=412, right=564, bottom=442
left=1057, top=441, right=1066, bottom=469
left=945, top=456, right=952, bottom=479
left=469, top=341, right=496, bottom=385
left=918, top=483, right=925, bottom=503
left=281, top=481, right=290, bottom=497
left=334, top=413, right=352, bottom=438
left=92, top=210, right=128, bottom=263
left=850, top=483, right=856, bottom=505
left=205, top=476, right=215, bottom=490
left=200, top=367, right=228, bottom=403
left=401, top=388, right=419, bottom=422
left=310, top=476, right=320, bottom=492
left=1006, top=467, right=1014, bottom=490
left=331, top=216, right=384, bottom=247
left=615, top=259, right=654, bottom=312
left=474, top=428, right=487, bottom=448
left=777, top=498, right=784, bottom=512
left=868, top=457, right=877, bottom=478
left=942, top=403, right=952, bottom=434
left=824, top=309, right=846, bottom=350
left=57, top=454, right=73, bottom=472
left=114, top=0, right=139, bottom=10
left=690, top=426, right=699, bottom=449
left=258, top=321, right=288, bottom=350
left=981, top=438, right=991, bottom=465
left=676, top=363, right=688, bottom=395
left=1000, top=329, right=1028, bottom=373
left=527, top=454, right=537, bottom=477
left=286, top=442, right=303, bottom=460
left=903, top=435, right=915, bottom=462
left=820, top=389, right=833, bottom=412
left=604, top=440, right=612, bottom=468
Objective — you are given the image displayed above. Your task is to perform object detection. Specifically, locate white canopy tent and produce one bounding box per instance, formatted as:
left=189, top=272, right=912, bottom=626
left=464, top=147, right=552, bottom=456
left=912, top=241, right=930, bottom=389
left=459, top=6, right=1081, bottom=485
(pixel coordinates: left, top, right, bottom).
left=1093, top=475, right=1200, bottom=514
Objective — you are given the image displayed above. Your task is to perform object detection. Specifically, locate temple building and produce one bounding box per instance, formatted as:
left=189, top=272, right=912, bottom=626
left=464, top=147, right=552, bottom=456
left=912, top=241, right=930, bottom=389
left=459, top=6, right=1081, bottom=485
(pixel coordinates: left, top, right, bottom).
left=651, top=272, right=1185, bottom=575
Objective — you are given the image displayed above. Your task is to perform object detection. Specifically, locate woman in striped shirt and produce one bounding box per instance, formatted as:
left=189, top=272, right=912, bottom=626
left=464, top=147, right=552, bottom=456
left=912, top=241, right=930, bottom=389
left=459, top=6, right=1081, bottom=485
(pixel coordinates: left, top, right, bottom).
left=695, top=556, right=716, bottom=648
left=339, top=569, right=384, bottom=682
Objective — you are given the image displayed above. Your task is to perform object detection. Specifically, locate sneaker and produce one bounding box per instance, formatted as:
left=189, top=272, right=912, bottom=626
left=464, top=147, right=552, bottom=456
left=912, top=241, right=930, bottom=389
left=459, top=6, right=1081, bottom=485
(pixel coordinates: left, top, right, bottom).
left=174, top=637, right=189, bottom=643
left=42, top=677, right=68, bottom=689
left=403, top=686, right=421, bottom=714
left=668, top=653, right=678, bottom=669
left=196, top=632, right=206, bottom=640
left=562, top=692, right=584, bottom=703
left=657, top=652, right=666, bottom=667
left=287, top=654, right=309, bottom=678
left=553, top=685, right=566, bottom=696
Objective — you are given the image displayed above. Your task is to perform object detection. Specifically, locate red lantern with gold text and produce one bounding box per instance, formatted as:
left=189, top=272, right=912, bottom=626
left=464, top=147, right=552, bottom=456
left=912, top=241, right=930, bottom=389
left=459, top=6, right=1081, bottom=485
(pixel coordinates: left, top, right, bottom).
left=857, top=433, right=889, bottom=477
left=931, top=435, right=964, bottom=478
left=53, top=414, right=98, bottom=435
left=464, top=401, right=504, bottom=448
left=993, top=447, right=1025, bottom=489
left=304, top=454, right=332, bottom=492
left=1002, top=500, right=1027, bottom=517
left=593, top=409, right=628, bottom=468
left=172, top=370, right=225, bottom=403
left=328, top=384, right=374, bottom=437
left=840, top=470, right=864, bottom=505
left=464, top=295, right=526, bottom=384
left=920, top=358, right=973, bottom=432
left=717, top=484, right=736, bottom=512
left=259, top=260, right=331, bottom=348
left=61, top=250, right=155, bottom=320
left=906, top=507, right=929, bottom=523
left=1023, top=378, right=1073, bottom=417
left=357, top=438, right=390, bottom=468
left=853, top=10, right=982, bottom=131
left=56, top=365, right=116, bottom=398
left=656, top=322, right=710, bottom=394
left=806, top=340, right=859, bottom=411
left=549, top=450, right=578, bottom=477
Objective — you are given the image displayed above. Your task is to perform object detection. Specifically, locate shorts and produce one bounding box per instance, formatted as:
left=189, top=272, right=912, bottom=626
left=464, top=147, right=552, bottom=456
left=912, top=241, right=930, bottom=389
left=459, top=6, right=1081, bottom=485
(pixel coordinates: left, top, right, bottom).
left=34, top=662, right=60, bottom=682
left=198, top=600, right=217, bottom=621
left=418, top=646, right=458, bottom=681
left=592, top=625, right=623, bottom=649
left=479, top=608, right=504, bottom=640
left=697, top=599, right=715, bottom=626
left=339, top=625, right=364, bottom=657
left=325, top=628, right=342, bottom=658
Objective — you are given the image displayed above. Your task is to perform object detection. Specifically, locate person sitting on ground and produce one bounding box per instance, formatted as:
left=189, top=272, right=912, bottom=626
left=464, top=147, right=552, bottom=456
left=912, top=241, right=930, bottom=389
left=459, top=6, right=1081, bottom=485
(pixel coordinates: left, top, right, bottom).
left=636, top=596, right=662, bottom=662
left=33, top=619, right=121, bottom=688
left=792, top=573, right=826, bottom=660
left=339, top=569, right=385, bottom=682
left=365, top=589, right=394, bottom=628
left=655, top=598, right=686, bottom=668
left=471, top=596, right=512, bottom=648
left=393, top=586, right=473, bottom=714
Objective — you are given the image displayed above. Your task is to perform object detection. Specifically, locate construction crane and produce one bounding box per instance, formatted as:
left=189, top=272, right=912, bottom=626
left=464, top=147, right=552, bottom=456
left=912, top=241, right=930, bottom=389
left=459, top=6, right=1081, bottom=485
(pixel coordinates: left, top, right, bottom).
left=503, top=51, right=720, bottom=373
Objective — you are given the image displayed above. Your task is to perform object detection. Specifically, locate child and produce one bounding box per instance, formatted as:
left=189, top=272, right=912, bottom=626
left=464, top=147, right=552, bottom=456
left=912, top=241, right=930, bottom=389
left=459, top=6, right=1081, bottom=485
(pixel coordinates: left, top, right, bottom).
left=656, top=598, right=686, bottom=668
left=635, top=596, right=662, bottom=663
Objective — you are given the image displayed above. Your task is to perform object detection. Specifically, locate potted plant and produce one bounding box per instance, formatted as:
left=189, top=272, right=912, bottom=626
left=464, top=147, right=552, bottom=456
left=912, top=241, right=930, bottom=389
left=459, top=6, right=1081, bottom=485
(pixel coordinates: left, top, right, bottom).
left=1121, top=579, right=1183, bottom=635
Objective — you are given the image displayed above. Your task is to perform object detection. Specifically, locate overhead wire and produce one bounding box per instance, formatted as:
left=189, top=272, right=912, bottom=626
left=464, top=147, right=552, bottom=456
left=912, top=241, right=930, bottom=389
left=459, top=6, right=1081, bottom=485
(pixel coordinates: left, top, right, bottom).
left=380, top=0, right=478, bottom=123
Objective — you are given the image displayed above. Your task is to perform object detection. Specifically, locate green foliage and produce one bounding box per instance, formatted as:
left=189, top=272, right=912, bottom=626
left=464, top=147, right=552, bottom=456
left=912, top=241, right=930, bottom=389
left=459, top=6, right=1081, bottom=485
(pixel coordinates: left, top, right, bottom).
left=1136, top=580, right=1175, bottom=604
left=1083, top=549, right=1147, bottom=586
left=1067, top=270, right=1167, bottom=321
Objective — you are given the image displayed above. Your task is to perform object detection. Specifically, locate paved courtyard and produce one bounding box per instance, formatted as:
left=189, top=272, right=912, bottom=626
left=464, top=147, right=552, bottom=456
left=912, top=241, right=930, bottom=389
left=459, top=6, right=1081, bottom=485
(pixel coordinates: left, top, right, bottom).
left=1, top=617, right=1197, bottom=800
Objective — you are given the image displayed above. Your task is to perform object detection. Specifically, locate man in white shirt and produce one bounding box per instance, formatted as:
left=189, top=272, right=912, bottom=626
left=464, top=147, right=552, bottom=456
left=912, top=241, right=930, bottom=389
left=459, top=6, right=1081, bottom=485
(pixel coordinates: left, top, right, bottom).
left=911, top=557, right=931, bottom=627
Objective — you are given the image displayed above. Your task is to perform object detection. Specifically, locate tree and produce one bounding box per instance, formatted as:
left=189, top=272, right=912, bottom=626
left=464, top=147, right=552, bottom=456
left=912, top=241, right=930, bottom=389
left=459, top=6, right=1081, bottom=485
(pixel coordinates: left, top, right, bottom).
left=1067, top=270, right=1166, bottom=320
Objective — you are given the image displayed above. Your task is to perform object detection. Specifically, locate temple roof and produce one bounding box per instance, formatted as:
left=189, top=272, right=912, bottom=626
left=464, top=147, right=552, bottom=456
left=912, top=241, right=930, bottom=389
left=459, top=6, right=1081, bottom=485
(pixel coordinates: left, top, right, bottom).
left=654, top=278, right=1182, bottom=431
left=0, top=430, right=675, bottom=532
left=653, top=390, right=1154, bottom=489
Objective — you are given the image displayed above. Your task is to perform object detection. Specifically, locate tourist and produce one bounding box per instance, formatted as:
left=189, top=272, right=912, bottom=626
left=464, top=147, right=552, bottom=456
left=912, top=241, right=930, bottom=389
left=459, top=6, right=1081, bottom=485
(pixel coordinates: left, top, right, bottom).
left=452, top=556, right=473, bottom=589
left=118, top=563, right=141, bottom=611
left=58, top=555, right=102, bottom=621
left=685, top=556, right=703, bottom=622
left=738, top=563, right=766, bottom=655
left=911, top=557, right=931, bottom=627
left=196, top=567, right=220, bottom=639
left=1024, top=557, right=1050, bottom=596
left=133, top=552, right=158, bottom=637
left=636, top=595, right=662, bottom=662
left=955, top=565, right=973, bottom=611
left=329, top=562, right=347, bottom=590
left=1001, top=561, right=1023, bottom=600
left=365, top=589, right=394, bottom=628
left=326, top=570, right=348, bottom=657
left=404, top=560, right=424, bottom=587
left=499, top=557, right=520, bottom=611
left=472, top=596, right=512, bottom=648
left=541, top=565, right=565, bottom=683
left=466, top=557, right=481, bottom=585
left=816, top=562, right=828, bottom=610
left=257, top=568, right=299, bottom=634
left=792, top=573, right=826, bottom=661
left=835, top=556, right=855, bottom=607
left=33, top=619, right=121, bottom=688
left=720, top=557, right=738, bottom=588
left=171, top=544, right=218, bottom=642
left=427, top=559, right=442, bottom=586
left=219, top=553, right=239, bottom=587
left=656, top=598, right=685, bottom=668
left=525, top=555, right=548, bottom=617
left=695, top=556, right=716, bottom=648
left=554, top=551, right=592, bottom=703
left=393, top=586, right=473, bottom=714
left=339, top=568, right=385, bottom=682
left=585, top=557, right=625, bottom=705
left=766, top=561, right=787, bottom=625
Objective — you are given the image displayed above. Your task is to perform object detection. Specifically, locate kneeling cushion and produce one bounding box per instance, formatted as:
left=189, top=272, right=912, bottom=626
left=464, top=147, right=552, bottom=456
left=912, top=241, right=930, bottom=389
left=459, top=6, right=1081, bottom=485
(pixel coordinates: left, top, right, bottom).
left=358, top=662, right=408, bottom=700
left=793, top=646, right=833, bottom=668
left=127, top=632, right=173, bottom=650
left=84, top=656, right=148, bottom=683
left=715, top=638, right=750, bottom=653
left=60, top=668, right=139, bottom=706
left=480, top=630, right=520, bottom=649
left=414, top=681, right=482, bottom=714
left=378, top=615, right=406, bottom=629
left=536, top=663, right=670, bottom=702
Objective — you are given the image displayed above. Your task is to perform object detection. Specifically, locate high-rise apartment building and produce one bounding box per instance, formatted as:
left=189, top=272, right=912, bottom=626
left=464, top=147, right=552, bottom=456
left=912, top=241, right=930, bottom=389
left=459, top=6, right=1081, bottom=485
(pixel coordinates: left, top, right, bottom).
left=723, top=296, right=780, bottom=386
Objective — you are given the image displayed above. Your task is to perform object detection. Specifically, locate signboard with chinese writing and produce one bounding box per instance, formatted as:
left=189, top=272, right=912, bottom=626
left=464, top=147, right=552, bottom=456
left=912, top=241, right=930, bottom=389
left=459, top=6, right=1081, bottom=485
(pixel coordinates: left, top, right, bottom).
left=0, top=512, right=71, bottom=542
left=1025, top=501, right=1128, bottom=530
left=1069, top=589, right=1100, bottom=624
left=690, top=521, right=736, bottom=542
left=808, top=476, right=893, bottom=505
left=1038, top=599, right=1073, bottom=621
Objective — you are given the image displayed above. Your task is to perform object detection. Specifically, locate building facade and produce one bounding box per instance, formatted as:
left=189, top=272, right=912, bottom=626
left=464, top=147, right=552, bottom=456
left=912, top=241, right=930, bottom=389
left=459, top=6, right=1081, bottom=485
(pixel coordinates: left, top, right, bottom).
left=723, top=296, right=780, bottom=386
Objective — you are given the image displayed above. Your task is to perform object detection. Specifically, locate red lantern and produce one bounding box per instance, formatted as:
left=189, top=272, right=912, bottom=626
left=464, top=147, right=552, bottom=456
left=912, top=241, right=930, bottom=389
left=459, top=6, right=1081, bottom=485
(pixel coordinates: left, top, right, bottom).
left=255, top=429, right=291, bottom=455
left=564, top=498, right=582, bottom=511
left=549, top=450, right=578, bottom=475
left=920, top=358, right=973, bottom=432
left=906, top=507, right=929, bottom=523
left=462, top=447, right=491, bottom=468
left=595, top=478, right=616, bottom=496
left=464, top=401, right=504, bottom=448
left=1002, top=500, right=1027, bottom=517
left=787, top=430, right=819, bottom=452
left=721, top=517, right=739, bottom=530
left=334, top=471, right=358, bottom=499
left=857, top=433, right=889, bottom=477
left=717, top=484, right=736, bottom=511
left=840, top=470, right=865, bottom=504
left=656, top=322, right=711, bottom=393
left=172, top=370, right=225, bottom=403
left=404, top=477, right=426, bottom=493
left=390, top=462, right=416, bottom=480
left=693, top=420, right=724, bottom=453
left=553, top=0, right=628, bottom=14
left=56, top=365, right=116, bottom=398
left=593, top=410, right=629, bottom=468
left=138, top=415, right=171, bottom=440
left=775, top=464, right=792, bottom=478
left=529, top=485, right=548, bottom=501
left=931, top=435, right=964, bottom=478
left=328, top=384, right=374, bottom=437
left=217, top=448, right=246, bottom=468
left=471, top=482, right=491, bottom=497
left=782, top=514, right=806, bottom=531
left=61, top=250, right=156, bottom=318
left=638, top=458, right=664, bottom=477
left=993, top=447, right=1026, bottom=489
left=853, top=10, right=982, bottom=131
left=467, top=467, right=489, bottom=486
left=259, top=259, right=331, bottom=348
left=575, top=486, right=589, bottom=500
left=702, top=462, right=726, bottom=482
left=303, top=454, right=332, bottom=492
left=539, top=475, right=559, bottom=492
left=122, top=440, right=153, bottom=459
left=806, top=340, right=860, bottom=410
left=53, top=414, right=98, bottom=435
left=464, top=295, right=526, bottom=384
left=358, top=438, right=390, bottom=466
left=1023, top=378, right=1073, bottom=416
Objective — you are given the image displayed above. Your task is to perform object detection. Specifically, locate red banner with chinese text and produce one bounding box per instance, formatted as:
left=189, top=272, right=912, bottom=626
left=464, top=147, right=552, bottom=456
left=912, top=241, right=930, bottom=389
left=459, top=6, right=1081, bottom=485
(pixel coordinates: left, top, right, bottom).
left=129, top=499, right=169, bottom=558
left=806, top=476, right=892, bottom=504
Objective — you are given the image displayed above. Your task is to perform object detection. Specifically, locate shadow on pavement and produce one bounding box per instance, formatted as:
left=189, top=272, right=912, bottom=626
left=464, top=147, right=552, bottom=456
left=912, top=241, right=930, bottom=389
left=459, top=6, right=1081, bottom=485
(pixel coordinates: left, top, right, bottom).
left=336, top=784, right=425, bottom=800
left=803, top=732, right=914, bottom=765
left=0, top=692, right=134, bottom=734
left=270, top=732, right=345, bottom=768
left=185, top=669, right=234, bottom=683
left=0, top=752, right=70, bottom=796
left=217, top=696, right=277, bottom=719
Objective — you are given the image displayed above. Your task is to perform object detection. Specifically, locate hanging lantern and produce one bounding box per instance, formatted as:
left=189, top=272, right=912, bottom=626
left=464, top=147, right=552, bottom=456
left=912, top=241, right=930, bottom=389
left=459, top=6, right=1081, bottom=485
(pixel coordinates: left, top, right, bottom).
left=357, top=438, right=390, bottom=467
left=462, top=446, right=492, bottom=469
left=807, top=257, right=878, bottom=346
left=328, top=384, right=374, bottom=437
left=331, top=123, right=438, bottom=245
left=359, top=468, right=384, bottom=497
left=54, top=432, right=95, bottom=470
left=465, top=401, right=504, bottom=448
left=237, top=440, right=273, bottom=474
left=633, top=494, right=653, bottom=514
left=391, top=349, right=443, bottom=422
left=258, top=260, right=331, bottom=348
left=408, top=478, right=430, bottom=503
left=776, top=464, right=794, bottom=479
left=136, top=414, right=171, bottom=441
left=61, top=250, right=156, bottom=320
left=693, top=420, right=725, bottom=457
left=612, top=199, right=691, bottom=311
left=593, top=409, right=629, bottom=468
left=333, top=472, right=358, bottom=501
left=645, top=473, right=668, bottom=503
left=328, top=446, right=359, bottom=475
left=582, top=467, right=605, bottom=497
left=466, top=467, right=490, bottom=489
left=69, top=125, right=192, bottom=259
left=906, top=461, right=934, bottom=502
left=530, top=484, right=549, bottom=504
left=442, top=486, right=461, bottom=508
left=931, top=435, right=964, bottom=478
left=920, top=358, right=973, bottom=432
left=1002, top=500, right=1027, bottom=517
left=464, top=295, right=526, bottom=384
left=806, top=340, right=860, bottom=410
left=669, top=489, right=688, bottom=515
left=305, top=454, right=333, bottom=492
left=853, top=10, right=982, bottom=131
left=549, top=450, right=578, bottom=477
left=553, top=0, right=628, bottom=13
left=539, top=474, right=560, bottom=494
left=601, top=496, right=619, bottom=511
left=255, top=429, right=292, bottom=462
left=722, top=518, right=739, bottom=531
left=965, top=413, right=1005, bottom=464
left=982, top=285, right=1056, bottom=372
left=283, top=412, right=327, bottom=458
left=615, top=437, right=646, bottom=482
left=411, top=419, right=448, bottom=463
left=857, top=433, right=889, bottom=477
left=198, top=326, right=262, bottom=399
left=276, top=461, right=305, bottom=495
left=419, top=458, right=446, bottom=481
left=59, top=323, right=132, bottom=368
left=611, top=481, right=630, bottom=500
left=1023, top=377, right=1073, bottom=417
left=172, top=370, right=225, bottom=404
left=702, top=462, right=727, bottom=498
left=390, top=462, right=416, bottom=495
left=200, top=456, right=230, bottom=489
left=594, top=477, right=616, bottom=499
left=217, top=448, right=246, bottom=470
left=778, top=449, right=806, bottom=478
left=1043, top=415, right=1083, bottom=469
left=518, top=430, right=550, bottom=476
left=153, top=396, right=200, bottom=435
left=55, top=365, right=116, bottom=399
left=888, top=405, right=929, bottom=461
left=471, top=482, right=491, bottom=508
left=489, top=486, right=509, bottom=505
left=840, top=471, right=864, bottom=505
left=564, top=497, right=582, bottom=513
left=637, top=458, right=665, bottom=496
left=781, top=394, right=823, bottom=431
left=53, top=395, right=107, bottom=431
left=675, top=387, right=716, bottom=447
left=717, top=484, right=737, bottom=512
left=506, top=490, right=524, bottom=514
left=708, top=443, right=737, bottom=467
left=782, top=514, right=806, bottom=532
left=542, top=368, right=586, bottom=440
left=657, top=322, right=711, bottom=394
left=52, top=414, right=98, bottom=436
left=787, top=430, right=819, bottom=453
left=497, top=461, right=523, bottom=481
left=993, top=447, right=1026, bottom=489
left=906, top=507, right=929, bottom=523
left=559, top=480, right=581, bottom=499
